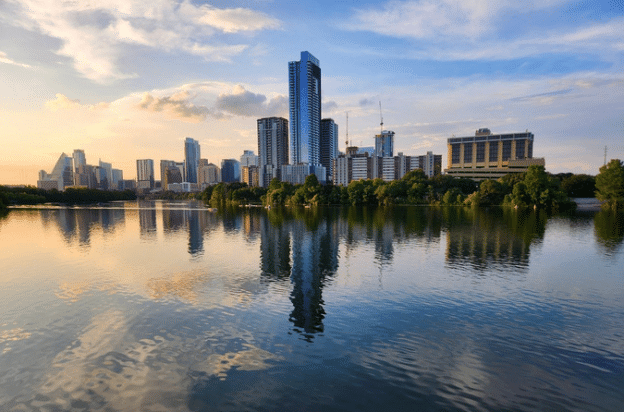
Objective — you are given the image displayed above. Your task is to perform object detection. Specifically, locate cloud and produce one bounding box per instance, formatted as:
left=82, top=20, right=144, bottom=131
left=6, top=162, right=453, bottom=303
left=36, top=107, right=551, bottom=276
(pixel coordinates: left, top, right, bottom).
left=0, top=51, right=32, bottom=69
left=359, top=98, right=375, bottom=106
left=345, top=0, right=566, bottom=40
left=343, top=1, right=624, bottom=62
left=45, top=93, right=110, bottom=111
left=138, top=91, right=224, bottom=122
left=7, top=0, right=281, bottom=82
left=215, top=85, right=287, bottom=117
left=509, top=89, right=573, bottom=105
left=323, top=100, right=338, bottom=113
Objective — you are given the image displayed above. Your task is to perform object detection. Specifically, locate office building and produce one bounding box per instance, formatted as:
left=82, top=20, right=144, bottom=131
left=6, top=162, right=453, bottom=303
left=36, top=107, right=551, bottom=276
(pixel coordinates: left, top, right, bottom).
left=418, top=152, right=442, bottom=178
left=37, top=152, right=73, bottom=190
left=73, top=149, right=86, bottom=172
left=444, top=128, right=544, bottom=180
left=111, top=169, right=123, bottom=190
left=221, top=159, right=240, bottom=183
left=199, top=163, right=220, bottom=188
left=136, top=159, right=155, bottom=189
left=375, top=130, right=394, bottom=158
left=242, top=165, right=259, bottom=187
left=257, top=117, right=289, bottom=187
left=320, top=118, right=338, bottom=182
left=240, top=150, right=258, bottom=167
left=184, top=137, right=200, bottom=184
left=289, top=51, right=321, bottom=168
left=281, top=164, right=326, bottom=185
left=332, top=146, right=372, bottom=186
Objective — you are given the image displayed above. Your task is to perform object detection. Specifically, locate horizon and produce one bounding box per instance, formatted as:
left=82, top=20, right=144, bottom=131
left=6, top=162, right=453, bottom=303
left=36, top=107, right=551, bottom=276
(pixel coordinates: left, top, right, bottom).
left=1, top=0, right=623, bottom=184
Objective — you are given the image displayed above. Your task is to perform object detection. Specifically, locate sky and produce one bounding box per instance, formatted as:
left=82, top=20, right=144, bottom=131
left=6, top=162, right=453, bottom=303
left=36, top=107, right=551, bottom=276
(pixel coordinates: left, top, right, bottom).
left=0, top=0, right=623, bottom=184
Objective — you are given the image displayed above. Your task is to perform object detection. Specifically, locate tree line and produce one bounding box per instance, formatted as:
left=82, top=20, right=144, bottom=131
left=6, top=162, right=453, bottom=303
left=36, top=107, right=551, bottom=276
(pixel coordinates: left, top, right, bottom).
left=202, top=163, right=624, bottom=210
left=0, top=186, right=136, bottom=207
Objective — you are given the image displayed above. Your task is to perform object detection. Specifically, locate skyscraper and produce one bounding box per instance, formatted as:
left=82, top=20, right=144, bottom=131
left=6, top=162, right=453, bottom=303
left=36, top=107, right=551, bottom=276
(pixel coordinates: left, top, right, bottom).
left=137, top=159, right=154, bottom=189
left=184, top=137, right=200, bottom=184
left=221, top=159, right=240, bottom=183
left=257, top=117, right=289, bottom=187
left=320, top=118, right=338, bottom=182
left=289, top=51, right=321, bottom=166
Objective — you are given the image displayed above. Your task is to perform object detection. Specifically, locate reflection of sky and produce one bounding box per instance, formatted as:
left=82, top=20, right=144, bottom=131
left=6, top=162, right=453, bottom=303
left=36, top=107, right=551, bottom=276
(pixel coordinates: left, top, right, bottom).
left=1, top=205, right=624, bottom=411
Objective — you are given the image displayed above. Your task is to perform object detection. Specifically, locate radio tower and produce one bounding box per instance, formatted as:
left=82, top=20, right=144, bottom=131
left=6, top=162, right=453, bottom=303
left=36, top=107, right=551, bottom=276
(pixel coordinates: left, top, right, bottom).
left=345, top=111, right=350, bottom=148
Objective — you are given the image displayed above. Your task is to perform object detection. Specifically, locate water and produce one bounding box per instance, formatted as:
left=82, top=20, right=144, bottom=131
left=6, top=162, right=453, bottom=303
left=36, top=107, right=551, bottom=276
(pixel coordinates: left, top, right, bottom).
left=0, top=202, right=623, bottom=411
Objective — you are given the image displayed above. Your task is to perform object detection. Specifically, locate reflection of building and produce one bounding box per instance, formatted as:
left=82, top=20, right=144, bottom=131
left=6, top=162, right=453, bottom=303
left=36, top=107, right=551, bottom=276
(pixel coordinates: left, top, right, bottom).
left=445, top=209, right=531, bottom=271
left=257, top=117, right=289, bottom=187
left=138, top=202, right=157, bottom=235
left=445, top=128, right=545, bottom=181
left=40, top=208, right=125, bottom=246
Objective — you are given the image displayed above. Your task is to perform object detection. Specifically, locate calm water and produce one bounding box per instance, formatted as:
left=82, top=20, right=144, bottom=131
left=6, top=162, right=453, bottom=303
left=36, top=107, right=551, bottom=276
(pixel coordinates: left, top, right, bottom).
left=1, top=202, right=623, bottom=412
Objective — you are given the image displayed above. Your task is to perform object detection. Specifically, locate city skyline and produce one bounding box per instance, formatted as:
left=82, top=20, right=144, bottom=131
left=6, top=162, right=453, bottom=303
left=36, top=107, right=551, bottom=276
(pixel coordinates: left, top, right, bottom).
left=1, top=0, right=623, bottom=185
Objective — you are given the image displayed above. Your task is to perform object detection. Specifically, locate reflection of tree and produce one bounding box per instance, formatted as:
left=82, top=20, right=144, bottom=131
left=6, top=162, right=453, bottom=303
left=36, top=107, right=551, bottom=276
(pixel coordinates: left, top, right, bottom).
left=594, top=210, right=624, bottom=255
left=444, top=207, right=546, bottom=273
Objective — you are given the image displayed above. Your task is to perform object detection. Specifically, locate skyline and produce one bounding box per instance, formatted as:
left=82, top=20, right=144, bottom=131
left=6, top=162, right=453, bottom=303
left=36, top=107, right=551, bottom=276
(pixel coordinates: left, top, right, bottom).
left=1, top=0, right=623, bottom=184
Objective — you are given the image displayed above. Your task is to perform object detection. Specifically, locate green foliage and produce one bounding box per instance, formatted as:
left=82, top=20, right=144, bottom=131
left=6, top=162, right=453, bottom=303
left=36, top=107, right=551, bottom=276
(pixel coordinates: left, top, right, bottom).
left=0, top=185, right=136, bottom=205
left=0, top=191, right=7, bottom=209
left=595, top=159, right=624, bottom=209
left=560, top=174, right=595, bottom=198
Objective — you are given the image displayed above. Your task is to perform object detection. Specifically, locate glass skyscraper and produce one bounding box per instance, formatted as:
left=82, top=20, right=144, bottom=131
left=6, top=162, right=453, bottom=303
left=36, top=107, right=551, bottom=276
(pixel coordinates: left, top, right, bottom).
left=289, top=51, right=321, bottom=166
left=184, top=137, right=200, bottom=184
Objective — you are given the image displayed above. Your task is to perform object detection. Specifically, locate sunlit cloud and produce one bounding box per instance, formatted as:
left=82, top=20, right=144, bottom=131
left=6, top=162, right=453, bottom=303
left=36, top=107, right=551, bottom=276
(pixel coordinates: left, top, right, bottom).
left=6, top=0, right=281, bottom=82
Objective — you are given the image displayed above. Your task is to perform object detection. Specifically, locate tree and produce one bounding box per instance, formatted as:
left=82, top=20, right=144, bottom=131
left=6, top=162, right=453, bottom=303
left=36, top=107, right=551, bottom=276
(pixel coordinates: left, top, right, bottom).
left=561, top=174, right=596, bottom=198
left=595, top=159, right=624, bottom=209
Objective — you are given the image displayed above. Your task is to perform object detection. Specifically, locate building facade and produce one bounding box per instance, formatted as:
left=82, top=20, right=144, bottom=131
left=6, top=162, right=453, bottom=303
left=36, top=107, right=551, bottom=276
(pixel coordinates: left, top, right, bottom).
left=184, top=137, right=200, bottom=184
left=136, top=159, right=155, bottom=189
left=320, top=118, right=338, bottom=182
left=258, top=117, right=289, bottom=187
left=289, top=51, right=321, bottom=167
left=221, top=159, right=240, bottom=183
left=444, top=128, right=544, bottom=180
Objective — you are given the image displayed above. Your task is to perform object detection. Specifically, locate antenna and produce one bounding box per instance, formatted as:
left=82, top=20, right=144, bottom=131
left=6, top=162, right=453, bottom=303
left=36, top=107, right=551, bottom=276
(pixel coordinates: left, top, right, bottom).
left=379, top=101, right=383, bottom=133
left=604, top=146, right=607, bottom=165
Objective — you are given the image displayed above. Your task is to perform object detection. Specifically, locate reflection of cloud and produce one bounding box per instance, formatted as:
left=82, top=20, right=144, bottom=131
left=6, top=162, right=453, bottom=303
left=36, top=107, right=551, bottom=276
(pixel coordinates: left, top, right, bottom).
left=0, top=328, right=31, bottom=353
left=194, top=345, right=284, bottom=380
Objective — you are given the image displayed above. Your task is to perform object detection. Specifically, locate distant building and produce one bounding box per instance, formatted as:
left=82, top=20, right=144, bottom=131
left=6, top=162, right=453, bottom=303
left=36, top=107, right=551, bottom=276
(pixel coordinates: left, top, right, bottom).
left=73, top=149, right=86, bottom=172
left=332, top=146, right=372, bottom=186
left=418, top=152, right=442, bottom=178
left=184, top=137, right=200, bottom=184
left=242, top=165, right=259, bottom=187
left=321, top=118, right=338, bottom=182
left=37, top=152, right=73, bottom=191
left=136, top=159, right=155, bottom=189
left=111, top=169, right=123, bottom=190
left=240, top=150, right=258, bottom=167
left=257, top=117, right=289, bottom=187
left=221, top=159, right=240, bottom=183
left=282, top=163, right=326, bottom=185
left=445, top=128, right=544, bottom=180
left=199, top=163, right=220, bottom=188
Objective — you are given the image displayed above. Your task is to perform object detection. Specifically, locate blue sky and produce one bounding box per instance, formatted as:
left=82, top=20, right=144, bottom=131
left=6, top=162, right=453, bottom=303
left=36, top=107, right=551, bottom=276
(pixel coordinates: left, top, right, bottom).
left=1, top=0, right=623, bottom=183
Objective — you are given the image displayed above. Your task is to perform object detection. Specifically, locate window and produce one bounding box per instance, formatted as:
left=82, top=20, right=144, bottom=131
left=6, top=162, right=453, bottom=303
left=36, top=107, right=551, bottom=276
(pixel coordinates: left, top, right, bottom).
left=464, top=144, right=473, bottom=163
left=452, top=144, right=460, bottom=164
left=515, top=140, right=525, bottom=159
left=502, top=141, right=512, bottom=161
left=489, top=141, right=498, bottom=162
left=476, top=142, right=485, bottom=162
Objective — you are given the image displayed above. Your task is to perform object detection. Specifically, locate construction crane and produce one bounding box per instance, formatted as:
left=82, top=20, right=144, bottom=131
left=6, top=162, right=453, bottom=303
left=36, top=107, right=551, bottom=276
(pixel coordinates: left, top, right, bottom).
left=345, top=111, right=350, bottom=148
left=379, top=101, right=383, bottom=133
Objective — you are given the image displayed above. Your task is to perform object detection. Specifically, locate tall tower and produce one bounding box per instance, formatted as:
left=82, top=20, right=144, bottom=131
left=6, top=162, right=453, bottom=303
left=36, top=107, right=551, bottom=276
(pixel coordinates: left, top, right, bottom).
left=320, top=118, right=338, bottom=182
left=257, top=117, right=289, bottom=187
left=184, top=137, right=200, bottom=184
left=289, top=51, right=321, bottom=166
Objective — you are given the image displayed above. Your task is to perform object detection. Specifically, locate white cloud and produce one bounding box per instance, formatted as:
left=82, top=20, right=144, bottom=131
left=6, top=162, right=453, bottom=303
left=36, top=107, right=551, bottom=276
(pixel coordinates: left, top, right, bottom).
left=0, top=51, right=32, bottom=69
left=7, top=0, right=281, bottom=82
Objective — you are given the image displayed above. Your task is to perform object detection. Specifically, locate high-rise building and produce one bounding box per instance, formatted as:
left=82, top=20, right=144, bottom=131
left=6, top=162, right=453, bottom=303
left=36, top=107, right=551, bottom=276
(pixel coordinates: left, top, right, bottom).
left=257, top=117, right=289, bottom=187
left=73, top=149, right=86, bottom=172
left=240, top=150, right=258, bottom=167
left=37, top=152, right=73, bottom=190
left=137, top=159, right=154, bottom=189
left=320, top=118, right=338, bottom=182
left=111, top=169, right=123, bottom=190
left=289, top=51, right=321, bottom=166
left=221, top=159, right=240, bottom=183
left=184, top=137, right=200, bottom=184
left=375, top=130, right=394, bottom=158
left=241, top=165, right=259, bottom=187
left=444, top=128, right=544, bottom=180
left=160, top=160, right=176, bottom=187
left=199, top=162, right=220, bottom=188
